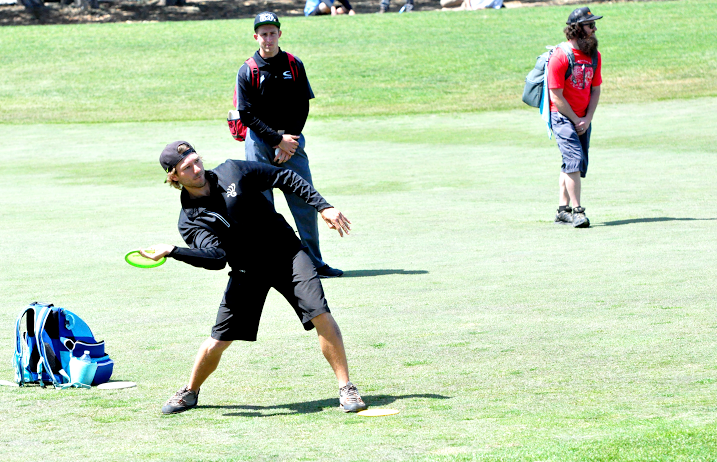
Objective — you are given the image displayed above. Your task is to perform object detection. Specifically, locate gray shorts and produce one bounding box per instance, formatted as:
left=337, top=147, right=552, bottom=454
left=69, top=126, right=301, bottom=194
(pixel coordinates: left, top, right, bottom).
left=551, top=112, right=591, bottom=178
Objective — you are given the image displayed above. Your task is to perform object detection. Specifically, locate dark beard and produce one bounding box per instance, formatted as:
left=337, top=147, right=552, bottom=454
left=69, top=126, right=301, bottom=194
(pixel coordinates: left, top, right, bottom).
left=577, top=35, right=598, bottom=56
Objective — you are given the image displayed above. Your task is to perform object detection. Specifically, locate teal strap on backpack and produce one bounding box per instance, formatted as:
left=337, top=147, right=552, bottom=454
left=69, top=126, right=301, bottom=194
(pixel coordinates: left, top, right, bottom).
left=37, top=361, right=45, bottom=388
left=541, top=42, right=577, bottom=139
left=540, top=58, right=552, bottom=139
left=13, top=306, right=34, bottom=386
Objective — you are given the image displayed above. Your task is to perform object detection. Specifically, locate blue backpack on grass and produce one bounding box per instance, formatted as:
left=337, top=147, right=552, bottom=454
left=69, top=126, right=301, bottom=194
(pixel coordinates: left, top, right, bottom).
left=13, top=302, right=114, bottom=388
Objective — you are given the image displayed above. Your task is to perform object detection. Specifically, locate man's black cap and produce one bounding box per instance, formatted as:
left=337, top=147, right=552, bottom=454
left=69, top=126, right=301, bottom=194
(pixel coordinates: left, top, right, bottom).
left=160, top=141, right=195, bottom=173
left=254, top=11, right=281, bottom=31
left=567, top=7, right=603, bottom=25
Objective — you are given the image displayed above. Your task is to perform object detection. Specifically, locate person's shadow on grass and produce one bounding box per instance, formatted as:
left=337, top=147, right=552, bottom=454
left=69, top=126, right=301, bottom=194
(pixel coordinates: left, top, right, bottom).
left=201, top=393, right=450, bottom=417
left=340, top=269, right=429, bottom=278
left=597, top=217, right=717, bottom=227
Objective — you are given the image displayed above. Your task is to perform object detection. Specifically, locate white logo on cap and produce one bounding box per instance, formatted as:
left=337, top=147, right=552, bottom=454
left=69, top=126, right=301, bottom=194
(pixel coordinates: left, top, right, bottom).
left=258, top=13, right=274, bottom=22
left=226, top=183, right=237, bottom=197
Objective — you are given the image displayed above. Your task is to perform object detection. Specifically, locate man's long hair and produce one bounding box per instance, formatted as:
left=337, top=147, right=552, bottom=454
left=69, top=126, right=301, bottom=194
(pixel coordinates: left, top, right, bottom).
left=166, top=144, right=201, bottom=190
left=564, top=23, right=599, bottom=56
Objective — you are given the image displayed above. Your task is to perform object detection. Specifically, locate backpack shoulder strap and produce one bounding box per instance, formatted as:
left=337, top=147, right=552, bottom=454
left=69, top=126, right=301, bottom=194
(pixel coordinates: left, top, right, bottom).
left=557, top=42, right=575, bottom=80
left=14, top=303, right=38, bottom=385
left=557, top=42, right=575, bottom=65
left=286, top=52, right=298, bottom=82
left=235, top=57, right=260, bottom=110
left=34, top=304, right=63, bottom=388
left=246, top=57, right=260, bottom=88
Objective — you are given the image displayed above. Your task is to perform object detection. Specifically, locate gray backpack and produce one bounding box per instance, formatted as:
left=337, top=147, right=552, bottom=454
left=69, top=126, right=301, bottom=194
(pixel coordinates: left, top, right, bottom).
left=522, top=43, right=575, bottom=108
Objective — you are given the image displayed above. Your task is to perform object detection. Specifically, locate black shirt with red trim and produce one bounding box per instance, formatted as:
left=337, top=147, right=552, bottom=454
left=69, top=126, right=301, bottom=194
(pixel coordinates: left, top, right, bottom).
left=235, top=50, right=315, bottom=147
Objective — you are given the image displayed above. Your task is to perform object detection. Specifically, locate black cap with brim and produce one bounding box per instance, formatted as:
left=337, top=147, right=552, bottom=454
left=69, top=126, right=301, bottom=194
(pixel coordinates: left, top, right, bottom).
left=254, top=11, right=281, bottom=31
left=567, top=7, right=603, bottom=24
left=160, top=141, right=195, bottom=173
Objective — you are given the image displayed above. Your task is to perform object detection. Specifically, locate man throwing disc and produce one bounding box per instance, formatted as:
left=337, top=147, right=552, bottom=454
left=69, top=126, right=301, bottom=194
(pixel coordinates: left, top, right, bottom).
left=141, top=141, right=367, bottom=414
left=550, top=7, right=603, bottom=228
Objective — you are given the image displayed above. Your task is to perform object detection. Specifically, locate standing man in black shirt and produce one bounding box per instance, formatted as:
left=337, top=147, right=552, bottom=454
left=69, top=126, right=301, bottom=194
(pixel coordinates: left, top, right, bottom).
left=142, top=141, right=367, bottom=415
left=235, top=12, right=343, bottom=279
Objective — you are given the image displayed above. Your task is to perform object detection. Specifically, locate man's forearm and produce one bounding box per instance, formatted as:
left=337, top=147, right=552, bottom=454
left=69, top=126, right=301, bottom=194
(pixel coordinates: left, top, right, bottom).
left=585, top=86, right=601, bottom=121
left=239, top=110, right=283, bottom=147
left=170, top=246, right=228, bottom=270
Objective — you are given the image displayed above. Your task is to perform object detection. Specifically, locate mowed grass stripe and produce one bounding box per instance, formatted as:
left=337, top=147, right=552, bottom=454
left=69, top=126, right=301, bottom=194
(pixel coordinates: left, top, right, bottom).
left=1, top=0, right=716, bottom=123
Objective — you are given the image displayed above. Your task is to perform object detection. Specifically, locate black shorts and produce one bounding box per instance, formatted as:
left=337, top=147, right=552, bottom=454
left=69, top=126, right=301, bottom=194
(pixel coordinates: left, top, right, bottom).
left=211, top=250, right=330, bottom=342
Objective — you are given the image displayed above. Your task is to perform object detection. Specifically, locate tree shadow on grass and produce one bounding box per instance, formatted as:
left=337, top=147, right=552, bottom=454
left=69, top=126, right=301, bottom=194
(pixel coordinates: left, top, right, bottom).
left=340, top=269, right=429, bottom=278
left=201, top=393, right=450, bottom=417
left=596, top=217, right=717, bottom=227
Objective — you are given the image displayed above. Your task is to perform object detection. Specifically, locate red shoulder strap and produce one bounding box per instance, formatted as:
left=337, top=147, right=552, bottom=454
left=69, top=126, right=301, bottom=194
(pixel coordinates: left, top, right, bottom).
left=246, top=57, right=260, bottom=88
left=233, top=57, right=261, bottom=108
left=286, top=52, right=297, bottom=82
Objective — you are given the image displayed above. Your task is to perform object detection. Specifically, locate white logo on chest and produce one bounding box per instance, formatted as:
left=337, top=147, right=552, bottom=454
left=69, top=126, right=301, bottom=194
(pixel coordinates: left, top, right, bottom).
left=283, top=71, right=292, bottom=79
left=226, top=183, right=237, bottom=197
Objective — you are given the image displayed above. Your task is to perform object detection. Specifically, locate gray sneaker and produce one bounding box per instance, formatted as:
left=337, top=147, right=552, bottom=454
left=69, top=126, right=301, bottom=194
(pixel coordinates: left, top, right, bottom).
left=339, top=382, right=368, bottom=413
left=162, top=385, right=199, bottom=414
left=554, top=207, right=573, bottom=225
left=572, top=206, right=590, bottom=228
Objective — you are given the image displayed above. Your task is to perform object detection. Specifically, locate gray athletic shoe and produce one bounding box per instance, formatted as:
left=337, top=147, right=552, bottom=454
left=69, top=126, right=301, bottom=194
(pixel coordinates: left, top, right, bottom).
left=554, top=207, right=573, bottom=225
left=572, top=206, right=590, bottom=228
left=339, top=382, right=368, bottom=413
left=399, top=2, right=413, bottom=12
left=162, top=385, right=199, bottom=414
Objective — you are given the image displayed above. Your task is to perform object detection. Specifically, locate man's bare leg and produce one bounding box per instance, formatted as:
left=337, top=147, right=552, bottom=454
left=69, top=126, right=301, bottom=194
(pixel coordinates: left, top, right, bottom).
left=162, top=337, right=231, bottom=414
left=562, top=171, right=590, bottom=227
left=312, top=312, right=367, bottom=412
left=562, top=171, right=581, bottom=207
left=188, top=338, right=233, bottom=391
left=559, top=172, right=571, bottom=206
left=311, top=312, right=349, bottom=387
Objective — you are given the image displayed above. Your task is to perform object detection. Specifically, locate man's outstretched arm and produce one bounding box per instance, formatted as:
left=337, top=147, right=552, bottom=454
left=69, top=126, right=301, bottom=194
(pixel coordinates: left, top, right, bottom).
left=246, top=162, right=353, bottom=237
left=139, top=226, right=228, bottom=270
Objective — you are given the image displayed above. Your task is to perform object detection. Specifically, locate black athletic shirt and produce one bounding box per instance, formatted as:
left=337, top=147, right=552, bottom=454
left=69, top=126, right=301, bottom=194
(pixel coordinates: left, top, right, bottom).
left=235, top=50, right=314, bottom=148
left=169, top=160, right=331, bottom=271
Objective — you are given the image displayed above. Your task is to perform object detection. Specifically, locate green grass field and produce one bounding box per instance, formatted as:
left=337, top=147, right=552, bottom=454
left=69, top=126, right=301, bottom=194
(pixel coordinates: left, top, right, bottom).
left=2, top=0, right=717, bottom=460
left=1, top=0, right=715, bottom=123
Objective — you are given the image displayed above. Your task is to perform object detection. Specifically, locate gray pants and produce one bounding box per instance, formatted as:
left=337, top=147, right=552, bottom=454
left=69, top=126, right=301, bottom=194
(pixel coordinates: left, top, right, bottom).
left=245, top=129, right=325, bottom=269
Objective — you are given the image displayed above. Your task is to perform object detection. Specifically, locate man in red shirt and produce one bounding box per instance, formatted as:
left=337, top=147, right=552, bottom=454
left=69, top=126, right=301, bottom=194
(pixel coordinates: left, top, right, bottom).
left=548, top=7, right=602, bottom=228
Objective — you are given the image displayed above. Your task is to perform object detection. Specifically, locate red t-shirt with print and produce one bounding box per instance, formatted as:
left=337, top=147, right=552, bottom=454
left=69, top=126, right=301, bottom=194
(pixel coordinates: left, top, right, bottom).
left=548, top=46, right=602, bottom=117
